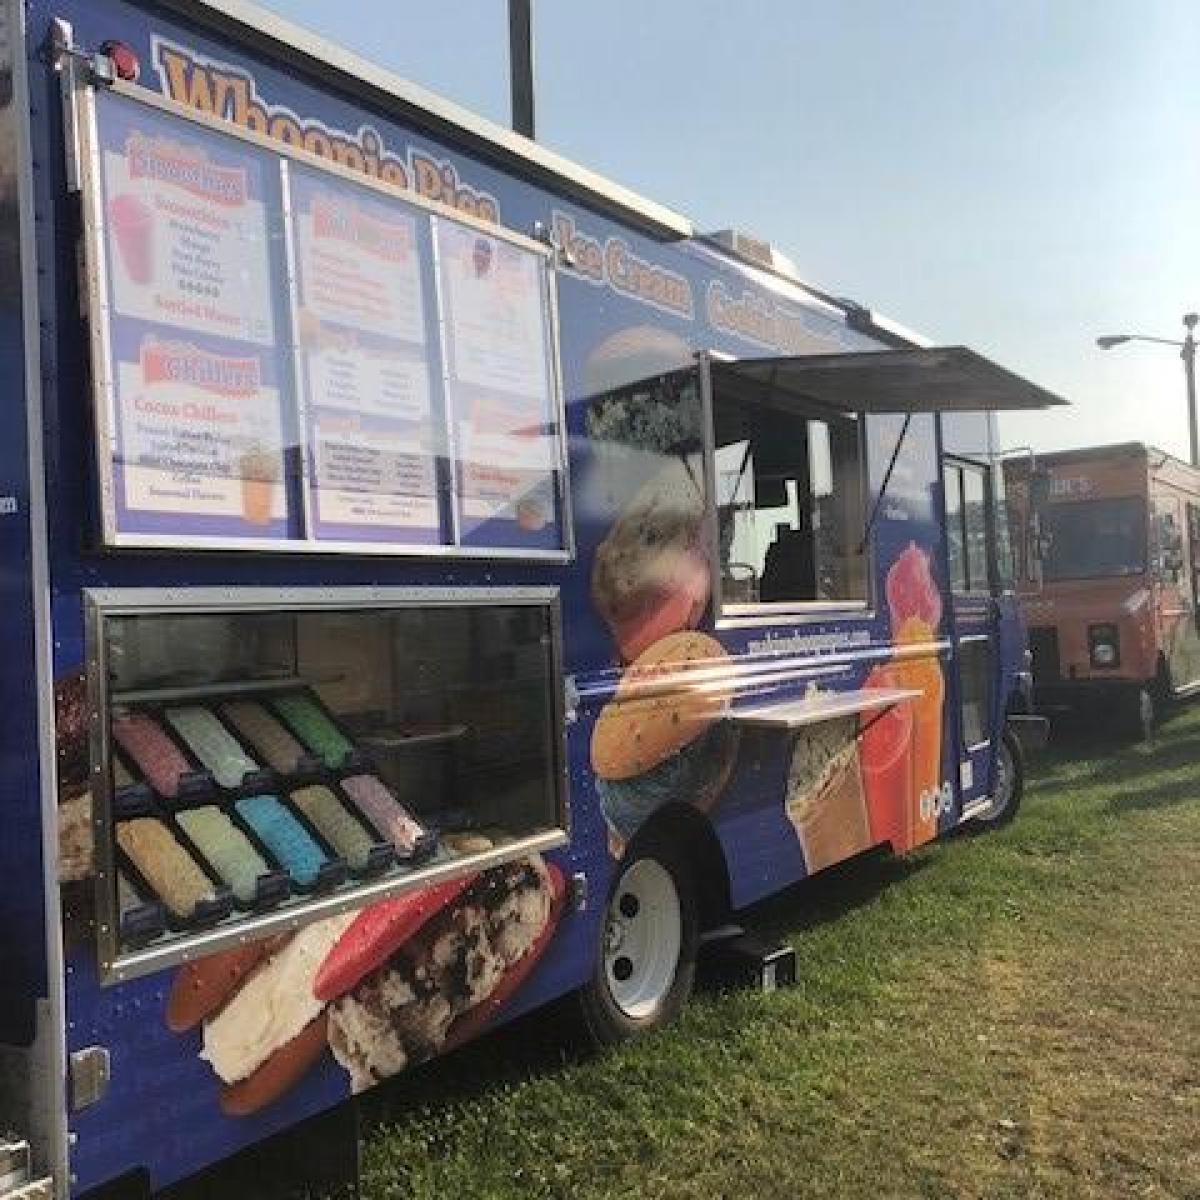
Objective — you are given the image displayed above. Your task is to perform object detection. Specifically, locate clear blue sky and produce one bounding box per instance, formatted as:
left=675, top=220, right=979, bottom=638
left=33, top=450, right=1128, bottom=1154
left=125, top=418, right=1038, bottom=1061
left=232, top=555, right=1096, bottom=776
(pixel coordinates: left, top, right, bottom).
left=263, top=0, right=1199, bottom=459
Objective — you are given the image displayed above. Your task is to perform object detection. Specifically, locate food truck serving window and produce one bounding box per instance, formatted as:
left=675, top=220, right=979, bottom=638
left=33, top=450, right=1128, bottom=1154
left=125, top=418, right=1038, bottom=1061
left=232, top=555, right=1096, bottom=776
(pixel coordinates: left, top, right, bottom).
left=71, top=80, right=569, bottom=559
left=85, top=588, right=568, bottom=982
left=711, top=373, right=867, bottom=611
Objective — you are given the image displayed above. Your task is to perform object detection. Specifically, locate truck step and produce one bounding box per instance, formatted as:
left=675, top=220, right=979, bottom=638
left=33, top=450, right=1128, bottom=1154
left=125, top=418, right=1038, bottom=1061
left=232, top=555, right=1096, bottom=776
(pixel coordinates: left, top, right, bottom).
left=0, top=1139, right=31, bottom=1194
left=0, top=1179, right=53, bottom=1200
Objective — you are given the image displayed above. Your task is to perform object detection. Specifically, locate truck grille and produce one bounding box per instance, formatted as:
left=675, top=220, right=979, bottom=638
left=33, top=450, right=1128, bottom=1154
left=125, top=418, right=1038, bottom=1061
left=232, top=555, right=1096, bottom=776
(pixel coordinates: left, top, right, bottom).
left=1028, top=626, right=1061, bottom=684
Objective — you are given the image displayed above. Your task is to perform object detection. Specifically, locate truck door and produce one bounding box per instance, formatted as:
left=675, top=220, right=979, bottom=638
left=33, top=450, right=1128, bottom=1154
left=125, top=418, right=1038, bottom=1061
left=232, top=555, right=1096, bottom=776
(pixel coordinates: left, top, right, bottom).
left=943, top=458, right=999, bottom=808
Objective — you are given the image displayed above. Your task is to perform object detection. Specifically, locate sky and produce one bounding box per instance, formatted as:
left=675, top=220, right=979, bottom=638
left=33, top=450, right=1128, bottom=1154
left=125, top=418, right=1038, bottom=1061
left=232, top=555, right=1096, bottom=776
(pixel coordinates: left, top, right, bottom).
left=261, top=0, right=1200, bottom=460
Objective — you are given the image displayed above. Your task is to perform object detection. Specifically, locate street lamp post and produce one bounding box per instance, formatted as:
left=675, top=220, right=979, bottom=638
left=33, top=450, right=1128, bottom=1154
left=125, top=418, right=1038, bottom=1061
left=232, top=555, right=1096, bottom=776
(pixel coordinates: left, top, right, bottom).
left=1097, top=313, right=1199, bottom=467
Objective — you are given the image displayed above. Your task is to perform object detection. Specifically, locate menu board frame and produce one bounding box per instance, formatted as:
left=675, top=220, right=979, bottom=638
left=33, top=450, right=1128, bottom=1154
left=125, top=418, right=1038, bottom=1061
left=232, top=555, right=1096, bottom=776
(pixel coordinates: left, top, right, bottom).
left=71, top=76, right=573, bottom=561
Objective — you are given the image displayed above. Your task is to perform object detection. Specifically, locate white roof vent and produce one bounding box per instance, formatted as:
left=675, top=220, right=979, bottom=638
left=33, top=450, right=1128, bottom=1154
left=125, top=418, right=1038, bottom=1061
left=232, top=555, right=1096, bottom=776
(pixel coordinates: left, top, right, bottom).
left=708, top=229, right=800, bottom=281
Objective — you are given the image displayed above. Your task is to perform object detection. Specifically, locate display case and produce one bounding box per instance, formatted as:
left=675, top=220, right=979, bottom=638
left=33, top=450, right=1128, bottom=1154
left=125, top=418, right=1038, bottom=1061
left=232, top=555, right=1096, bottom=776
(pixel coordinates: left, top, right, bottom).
left=85, top=587, right=568, bottom=982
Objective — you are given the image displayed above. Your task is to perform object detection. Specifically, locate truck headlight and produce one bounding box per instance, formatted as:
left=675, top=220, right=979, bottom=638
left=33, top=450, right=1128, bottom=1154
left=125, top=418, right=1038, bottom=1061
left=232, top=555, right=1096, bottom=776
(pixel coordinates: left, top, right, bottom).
left=1088, top=624, right=1120, bottom=668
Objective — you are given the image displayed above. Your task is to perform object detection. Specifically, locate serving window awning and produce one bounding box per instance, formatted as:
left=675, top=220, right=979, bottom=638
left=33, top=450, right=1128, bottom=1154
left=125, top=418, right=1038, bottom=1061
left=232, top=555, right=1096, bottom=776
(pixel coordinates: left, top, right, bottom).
left=711, top=347, right=1067, bottom=414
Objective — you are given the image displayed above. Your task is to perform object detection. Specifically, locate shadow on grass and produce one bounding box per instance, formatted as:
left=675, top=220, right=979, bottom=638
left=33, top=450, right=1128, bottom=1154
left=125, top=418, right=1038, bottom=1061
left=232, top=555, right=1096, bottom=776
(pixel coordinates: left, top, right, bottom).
left=357, top=995, right=589, bottom=1132
left=356, top=848, right=933, bottom=1139
left=1107, top=776, right=1200, bottom=815
left=741, top=846, right=934, bottom=944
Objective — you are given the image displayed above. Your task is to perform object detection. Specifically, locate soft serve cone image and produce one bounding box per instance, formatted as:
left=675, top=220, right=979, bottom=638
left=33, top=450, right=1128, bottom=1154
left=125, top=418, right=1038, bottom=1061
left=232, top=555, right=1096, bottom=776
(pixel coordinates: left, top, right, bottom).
left=785, top=716, right=871, bottom=873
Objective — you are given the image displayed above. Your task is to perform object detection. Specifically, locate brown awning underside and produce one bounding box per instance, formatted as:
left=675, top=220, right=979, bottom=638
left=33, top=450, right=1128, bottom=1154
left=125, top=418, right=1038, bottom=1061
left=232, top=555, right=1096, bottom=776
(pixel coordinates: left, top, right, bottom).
left=712, top=347, right=1067, bottom=415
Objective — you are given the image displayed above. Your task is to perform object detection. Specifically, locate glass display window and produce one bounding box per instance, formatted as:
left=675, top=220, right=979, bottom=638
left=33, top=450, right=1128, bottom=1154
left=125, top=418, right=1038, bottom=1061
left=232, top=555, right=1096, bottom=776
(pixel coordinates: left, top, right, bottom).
left=86, top=589, right=567, bottom=981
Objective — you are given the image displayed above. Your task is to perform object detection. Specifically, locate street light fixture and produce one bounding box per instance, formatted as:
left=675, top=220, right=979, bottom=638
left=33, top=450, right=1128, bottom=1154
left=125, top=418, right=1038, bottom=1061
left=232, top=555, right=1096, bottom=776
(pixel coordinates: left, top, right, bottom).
left=1096, top=313, right=1198, bottom=466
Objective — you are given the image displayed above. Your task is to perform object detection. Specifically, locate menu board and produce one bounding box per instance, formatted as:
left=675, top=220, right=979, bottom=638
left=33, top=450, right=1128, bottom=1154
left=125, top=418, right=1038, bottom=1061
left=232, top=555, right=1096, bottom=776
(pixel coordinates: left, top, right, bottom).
left=291, top=168, right=443, bottom=543
left=96, top=93, right=294, bottom=541
left=436, top=223, right=561, bottom=549
left=84, top=85, right=565, bottom=556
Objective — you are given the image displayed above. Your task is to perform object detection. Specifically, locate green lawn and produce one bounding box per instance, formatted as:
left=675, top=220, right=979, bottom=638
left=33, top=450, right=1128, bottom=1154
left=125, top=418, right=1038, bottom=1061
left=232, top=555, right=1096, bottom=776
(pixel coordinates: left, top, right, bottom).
left=352, top=710, right=1200, bottom=1199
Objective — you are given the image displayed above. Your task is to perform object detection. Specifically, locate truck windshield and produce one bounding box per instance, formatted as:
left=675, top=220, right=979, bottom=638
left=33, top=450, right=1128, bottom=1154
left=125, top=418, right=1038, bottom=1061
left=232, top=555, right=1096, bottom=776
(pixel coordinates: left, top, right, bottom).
left=1042, top=497, right=1146, bottom=581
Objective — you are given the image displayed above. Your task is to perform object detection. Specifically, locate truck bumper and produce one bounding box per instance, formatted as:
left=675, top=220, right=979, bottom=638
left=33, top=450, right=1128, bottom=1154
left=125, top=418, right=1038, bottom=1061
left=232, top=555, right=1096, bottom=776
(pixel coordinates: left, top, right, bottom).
left=1033, top=678, right=1144, bottom=712
left=1006, top=713, right=1049, bottom=753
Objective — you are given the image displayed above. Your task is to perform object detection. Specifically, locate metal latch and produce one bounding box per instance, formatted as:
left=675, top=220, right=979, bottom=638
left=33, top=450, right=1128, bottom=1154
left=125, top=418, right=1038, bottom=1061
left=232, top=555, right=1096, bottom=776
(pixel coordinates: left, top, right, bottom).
left=68, top=1046, right=110, bottom=1112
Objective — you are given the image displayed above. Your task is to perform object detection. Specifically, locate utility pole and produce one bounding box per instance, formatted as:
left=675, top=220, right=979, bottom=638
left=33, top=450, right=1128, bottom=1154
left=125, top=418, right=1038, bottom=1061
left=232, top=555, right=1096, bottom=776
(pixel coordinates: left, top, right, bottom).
left=1183, top=313, right=1197, bottom=467
left=508, top=0, right=535, bottom=139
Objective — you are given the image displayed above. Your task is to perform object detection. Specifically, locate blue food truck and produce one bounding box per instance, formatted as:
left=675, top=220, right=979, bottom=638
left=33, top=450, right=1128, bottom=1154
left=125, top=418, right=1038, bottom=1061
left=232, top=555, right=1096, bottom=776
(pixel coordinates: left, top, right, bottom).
left=0, top=1, right=1061, bottom=1195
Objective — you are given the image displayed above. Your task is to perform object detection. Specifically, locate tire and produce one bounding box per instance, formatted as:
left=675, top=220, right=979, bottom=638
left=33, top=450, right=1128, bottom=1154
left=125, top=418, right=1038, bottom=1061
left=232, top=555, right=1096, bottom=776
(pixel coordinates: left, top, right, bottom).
left=971, top=726, right=1024, bottom=831
left=577, top=831, right=698, bottom=1047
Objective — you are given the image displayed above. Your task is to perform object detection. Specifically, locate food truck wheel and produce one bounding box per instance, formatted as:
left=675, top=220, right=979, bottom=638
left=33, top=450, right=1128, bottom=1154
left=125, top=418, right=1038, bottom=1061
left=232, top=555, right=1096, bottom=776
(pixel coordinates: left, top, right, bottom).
left=971, top=728, right=1024, bottom=831
left=579, top=837, right=698, bottom=1045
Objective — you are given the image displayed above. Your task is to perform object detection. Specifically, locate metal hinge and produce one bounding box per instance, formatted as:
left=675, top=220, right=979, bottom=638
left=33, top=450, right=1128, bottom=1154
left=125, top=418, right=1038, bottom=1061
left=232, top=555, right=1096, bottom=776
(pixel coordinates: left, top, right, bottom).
left=68, top=1046, right=110, bottom=1112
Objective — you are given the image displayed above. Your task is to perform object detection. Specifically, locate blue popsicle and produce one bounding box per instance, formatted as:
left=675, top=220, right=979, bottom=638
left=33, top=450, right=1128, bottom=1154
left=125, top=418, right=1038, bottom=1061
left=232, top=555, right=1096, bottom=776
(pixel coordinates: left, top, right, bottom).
left=235, top=795, right=328, bottom=887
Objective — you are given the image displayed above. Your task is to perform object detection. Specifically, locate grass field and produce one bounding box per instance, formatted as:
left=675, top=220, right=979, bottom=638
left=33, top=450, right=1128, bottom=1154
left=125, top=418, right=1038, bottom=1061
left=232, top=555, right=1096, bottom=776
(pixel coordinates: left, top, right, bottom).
left=348, top=707, right=1200, bottom=1200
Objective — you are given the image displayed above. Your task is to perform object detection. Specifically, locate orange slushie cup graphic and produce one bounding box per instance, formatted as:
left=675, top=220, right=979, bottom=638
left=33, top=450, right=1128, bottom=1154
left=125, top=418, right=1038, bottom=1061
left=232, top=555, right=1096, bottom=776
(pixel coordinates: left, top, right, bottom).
left=859, top=664, right=913, bottom=850
left=108, top=194, right=155, bottom=285
left=884, top=543, right=945, bottom=847
left=239, top=446, right=278, bottom=526
left=891, top=622, right=943, bottom=847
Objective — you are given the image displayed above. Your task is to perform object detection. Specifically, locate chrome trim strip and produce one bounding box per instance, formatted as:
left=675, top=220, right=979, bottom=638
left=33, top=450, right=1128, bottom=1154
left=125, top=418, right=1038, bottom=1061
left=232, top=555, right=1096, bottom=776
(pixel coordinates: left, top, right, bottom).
left=429, top=214, right=460, bottom=547
left=97, top=533, right=571, bottom=560
left=84, top=584, right=560, bottom=610
left=74, top=78, right=121, bottom=548
left=106, top=830, right=569, bottom=984
left=151, top=0, right=694, bottom=239
left=276, top=158, right=315, bottom=541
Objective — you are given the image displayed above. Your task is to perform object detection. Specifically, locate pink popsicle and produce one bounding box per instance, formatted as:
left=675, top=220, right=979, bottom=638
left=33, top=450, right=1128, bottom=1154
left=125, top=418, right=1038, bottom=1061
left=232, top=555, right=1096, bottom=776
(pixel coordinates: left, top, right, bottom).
left=340, top=775, right=426, bottom=855
left=112, top=712, right=193, bottom=799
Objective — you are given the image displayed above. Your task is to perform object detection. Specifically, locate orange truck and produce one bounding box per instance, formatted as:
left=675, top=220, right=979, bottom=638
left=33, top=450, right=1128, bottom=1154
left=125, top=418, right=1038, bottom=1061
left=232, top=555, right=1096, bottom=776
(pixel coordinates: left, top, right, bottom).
left=1005, top=442, right=1200, bottom=737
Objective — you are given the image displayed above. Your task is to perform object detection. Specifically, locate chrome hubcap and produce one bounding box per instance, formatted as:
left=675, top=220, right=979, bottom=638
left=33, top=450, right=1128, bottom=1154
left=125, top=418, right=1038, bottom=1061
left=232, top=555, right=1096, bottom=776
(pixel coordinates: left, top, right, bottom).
left=603, top=859, right=682, bottom=1020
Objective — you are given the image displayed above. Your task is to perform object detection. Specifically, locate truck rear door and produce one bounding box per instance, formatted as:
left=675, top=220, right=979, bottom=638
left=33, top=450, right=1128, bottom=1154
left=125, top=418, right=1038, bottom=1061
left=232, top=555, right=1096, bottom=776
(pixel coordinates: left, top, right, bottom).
left=943, top=457, right=1001, bottom=807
